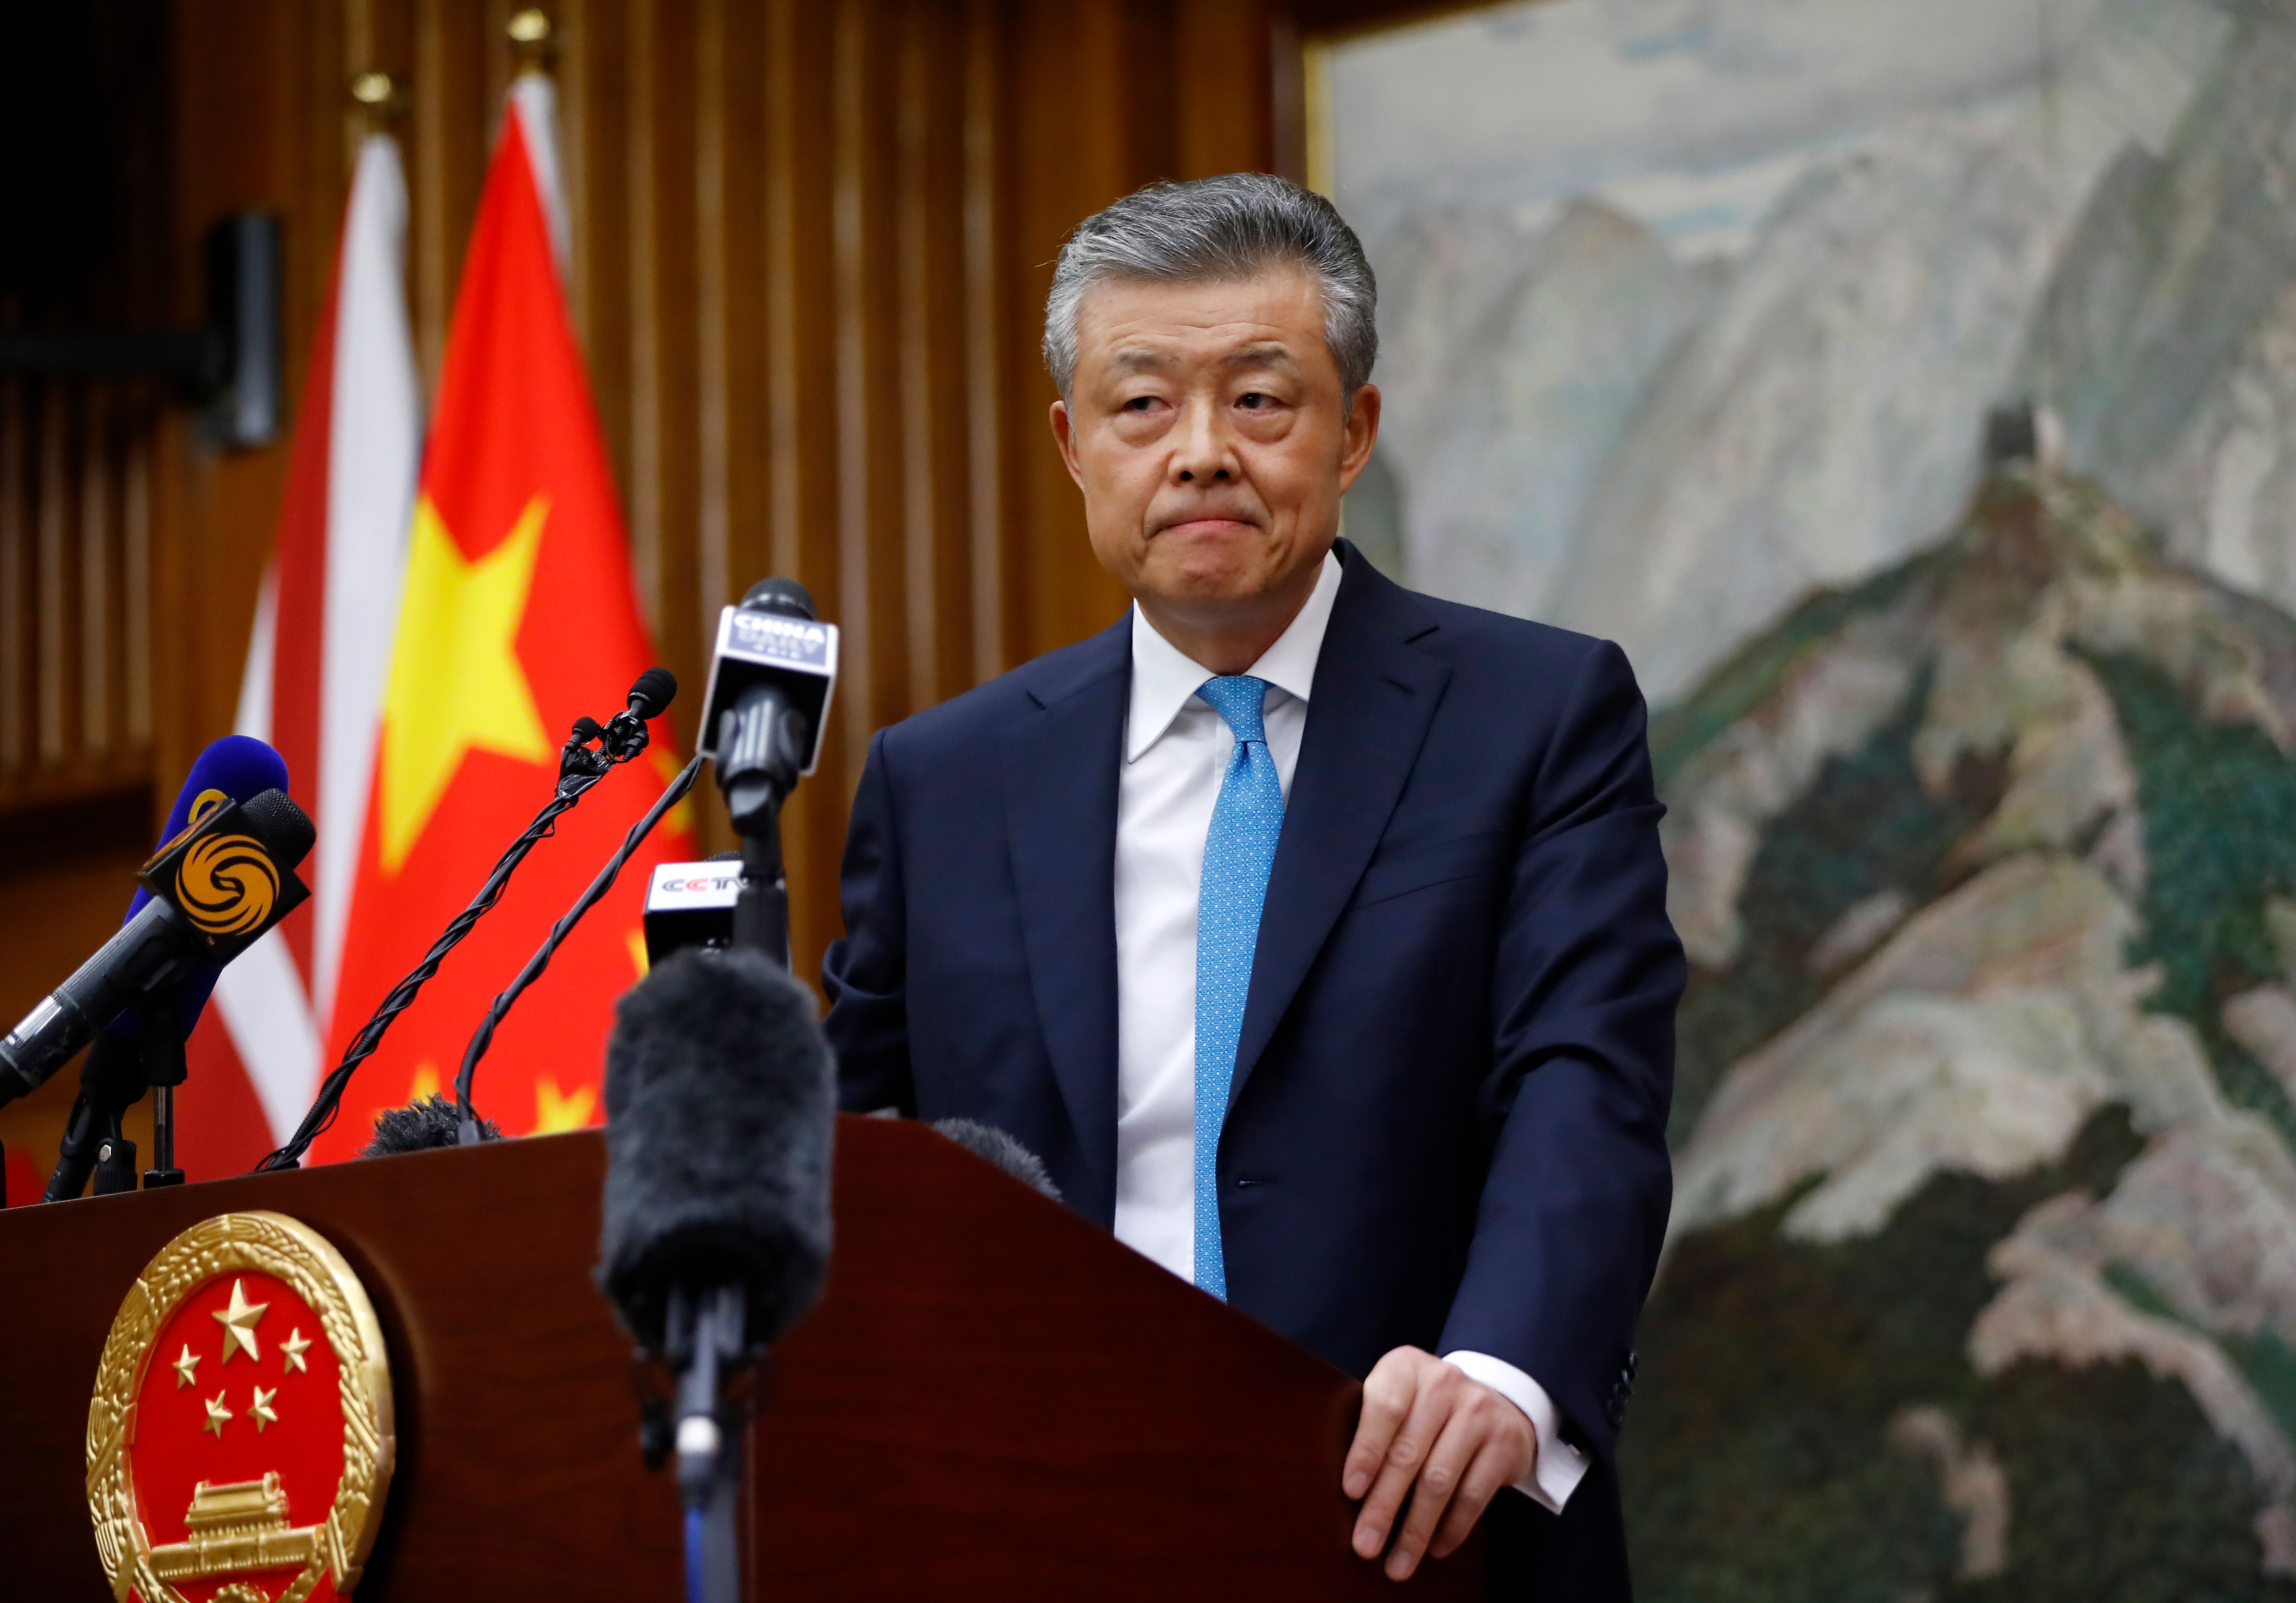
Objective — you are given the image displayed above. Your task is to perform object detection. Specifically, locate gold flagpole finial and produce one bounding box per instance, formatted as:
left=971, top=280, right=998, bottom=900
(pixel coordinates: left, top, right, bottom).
left=349, top=70, right=405, bottom=128
left=508, top=9, right=556, bottom=68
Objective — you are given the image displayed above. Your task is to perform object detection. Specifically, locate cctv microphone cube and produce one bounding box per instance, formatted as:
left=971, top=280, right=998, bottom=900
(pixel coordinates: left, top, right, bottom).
left=643, top=861, right=743, bottom=966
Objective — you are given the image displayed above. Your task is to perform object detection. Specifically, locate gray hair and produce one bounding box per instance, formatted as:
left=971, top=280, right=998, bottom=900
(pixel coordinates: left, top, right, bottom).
left=1042, top=173, right=1378, bottom=405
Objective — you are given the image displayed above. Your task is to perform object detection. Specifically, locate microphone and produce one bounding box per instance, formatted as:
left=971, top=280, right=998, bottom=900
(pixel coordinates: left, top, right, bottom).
left=0, top=787, right=313, bottom=1112
left=107, top=735, right=293, bottom=1040
left=360, top=1094, right=502, bottom=1157
left=262, top=667, right=680, bottom=1170
left=569, top=666, right=678, bottom=779
left=36, top=737, right=298, bottom=1197
left=701, top=579, right=834, bottom=829
left=639, top=854, right=741, bottom=965
left=628, top=665, right=678, bottom=721
left=931, top=1118, right=1062, bottom=1201
left=450, top=677, right=700, bottom=1143
left=698, top=578, right=838, bottom=964
left=596, top=944, right=834, bottom=1603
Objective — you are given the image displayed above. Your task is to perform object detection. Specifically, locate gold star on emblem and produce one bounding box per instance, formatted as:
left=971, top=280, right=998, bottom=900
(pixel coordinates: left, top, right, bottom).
left=172, top=1344, right=201, bottom=1388
left=249, top=1385, right=278, bottom=1432
left=212, top=1277, right=269, bottom=1363
left=280, top=1327, right=312, bottom=1375
left=202, top=1392, right=232, bottom=1438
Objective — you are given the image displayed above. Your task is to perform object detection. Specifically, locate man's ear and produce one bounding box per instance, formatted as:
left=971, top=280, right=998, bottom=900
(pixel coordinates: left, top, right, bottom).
left=1335, top=383, right=1382, bottom=496
left=1050, top=399, right=1086, bottom=490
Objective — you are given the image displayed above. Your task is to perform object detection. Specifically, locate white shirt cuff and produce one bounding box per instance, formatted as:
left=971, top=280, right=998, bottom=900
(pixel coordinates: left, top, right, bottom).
left=1441, top=1350, right=1591, bottom=1515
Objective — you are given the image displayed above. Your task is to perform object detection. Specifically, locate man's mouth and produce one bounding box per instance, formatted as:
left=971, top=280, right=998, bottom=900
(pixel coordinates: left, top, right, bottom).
left=1156, top=517, right=1258, bottom=539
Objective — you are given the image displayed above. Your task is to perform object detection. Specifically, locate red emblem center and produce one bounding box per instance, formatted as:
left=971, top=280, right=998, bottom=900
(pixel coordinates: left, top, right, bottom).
left=128, top=1271, right=350, bottom=1603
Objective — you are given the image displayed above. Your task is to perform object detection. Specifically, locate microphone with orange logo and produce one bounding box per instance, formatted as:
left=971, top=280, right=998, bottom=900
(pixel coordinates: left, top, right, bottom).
left=0, top=779, right=313, bottom=1125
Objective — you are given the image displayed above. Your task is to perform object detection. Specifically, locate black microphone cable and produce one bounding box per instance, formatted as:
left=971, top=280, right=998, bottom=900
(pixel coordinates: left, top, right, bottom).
left=257, top=671, right=678, bottom=1170
left=453, top=749, right=704, bottom=1142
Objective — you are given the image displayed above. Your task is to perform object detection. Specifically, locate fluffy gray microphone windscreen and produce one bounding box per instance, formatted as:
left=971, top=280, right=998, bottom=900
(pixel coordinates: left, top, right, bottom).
left=931, top=1118, right=1061, bottom=1201
left=596, top=946, right=835, bottom=1357
left=360, top=1094, right=500, bottom=1156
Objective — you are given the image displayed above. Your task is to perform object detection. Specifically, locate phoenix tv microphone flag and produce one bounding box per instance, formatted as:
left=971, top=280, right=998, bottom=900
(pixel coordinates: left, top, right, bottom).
left=311, top=74, right=694, bottom=1161
left=184, top=131, right=422, bottom=1179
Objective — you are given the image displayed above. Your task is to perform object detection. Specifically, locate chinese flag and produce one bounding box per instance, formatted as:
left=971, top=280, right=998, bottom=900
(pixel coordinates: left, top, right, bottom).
left=310, top=86, right=693, bottom=1161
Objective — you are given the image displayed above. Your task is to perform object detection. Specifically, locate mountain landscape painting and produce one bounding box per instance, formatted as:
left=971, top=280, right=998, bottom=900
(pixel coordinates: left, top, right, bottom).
left=1319, top=1, right=2296, bottom=1596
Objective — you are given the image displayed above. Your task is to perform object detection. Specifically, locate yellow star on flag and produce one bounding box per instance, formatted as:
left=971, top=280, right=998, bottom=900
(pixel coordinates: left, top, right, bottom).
left=378, top=493, right=554, bottom=873
left=213, top=1278, right=268, bottom=1363
left=249, top=1385, right=279, bottom=1432
left=281, top=1327, right=312, bottom=1375
left=172, top=1345, right=200, bottom=1388
left=534, top=1076, right=596, bottom=1134
left=408, top=1063, right=441, bottom=1103
left=203, top=1393, right=232, bottom=1438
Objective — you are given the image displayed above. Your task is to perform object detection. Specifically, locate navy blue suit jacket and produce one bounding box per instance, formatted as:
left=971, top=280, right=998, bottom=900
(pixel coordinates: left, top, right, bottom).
left=822, top=541, right=1682, bottom=1481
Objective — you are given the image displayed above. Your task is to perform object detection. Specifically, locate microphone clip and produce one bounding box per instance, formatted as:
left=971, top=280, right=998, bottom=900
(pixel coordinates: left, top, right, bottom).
left=558, top=705, right=652, bottom=786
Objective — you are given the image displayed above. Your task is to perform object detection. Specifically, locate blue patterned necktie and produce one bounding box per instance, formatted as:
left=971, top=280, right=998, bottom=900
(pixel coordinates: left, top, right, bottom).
left=1192, top=674, right=1285, bottom=1300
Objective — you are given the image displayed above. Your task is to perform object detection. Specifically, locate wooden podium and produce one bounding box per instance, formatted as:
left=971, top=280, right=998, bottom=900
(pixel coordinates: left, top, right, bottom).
left=0, top=1116, right=1481, bottom=1599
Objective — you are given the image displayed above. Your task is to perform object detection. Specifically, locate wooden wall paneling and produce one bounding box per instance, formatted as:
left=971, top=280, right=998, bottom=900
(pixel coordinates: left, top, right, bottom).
left=410, top=0, right=468, bottom=390
left=896, top=0, right=956, bottom=712
left=705, top=0, right=773, bottom=651
left=157, top=0, right=326, bottom=798
left=765, top=0, right=851, bottom=979
left=37, top=385, right=69, bottom=767
left=121, top=399, right=153, bottom=750
left=78, top=390, right=109, bottom=757
left=1176, top=0, right=1277, bottom=178
left=693, top=0, right=733, bottom=663
left=0, top=384, right=24, bottom=776
left=961, top=0, right=1012, bottom=685
left=625, top=0, right=707, bottom=733
left=560, top=0, right=637, bottom=539
left=833, top=0, right=909, bottom=780
left=893, top=3, right=937, bottom=717
left=1005, top=0, right=1152, bottom=667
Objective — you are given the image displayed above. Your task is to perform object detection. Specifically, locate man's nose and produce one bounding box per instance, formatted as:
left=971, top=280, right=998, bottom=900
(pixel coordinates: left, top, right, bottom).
left=1171, top=397, right=1233, bottom=483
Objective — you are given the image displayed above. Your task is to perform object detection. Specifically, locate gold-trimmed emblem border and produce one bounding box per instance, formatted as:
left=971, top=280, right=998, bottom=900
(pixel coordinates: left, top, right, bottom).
left=86, top=1210, right=395, bottom=1603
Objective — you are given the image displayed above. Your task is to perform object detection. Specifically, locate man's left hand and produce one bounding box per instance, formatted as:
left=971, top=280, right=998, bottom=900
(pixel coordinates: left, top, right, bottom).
left=1343, top=1345, right=1536, bottom=1581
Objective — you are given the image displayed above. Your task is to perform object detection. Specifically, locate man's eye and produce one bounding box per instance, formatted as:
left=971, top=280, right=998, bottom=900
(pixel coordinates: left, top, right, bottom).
left=1239, top=393, right=1267, bottom=409
left=1124, top=396, right=1157, bottom=411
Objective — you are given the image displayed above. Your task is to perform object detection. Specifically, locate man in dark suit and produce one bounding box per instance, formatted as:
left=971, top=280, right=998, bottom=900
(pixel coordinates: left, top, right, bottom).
left=823, top=173, right=1682, bottom=1597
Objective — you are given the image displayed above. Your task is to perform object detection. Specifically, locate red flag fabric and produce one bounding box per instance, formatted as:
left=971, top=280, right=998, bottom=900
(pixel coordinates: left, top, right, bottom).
left=309, top=88, right=692, bottom=1161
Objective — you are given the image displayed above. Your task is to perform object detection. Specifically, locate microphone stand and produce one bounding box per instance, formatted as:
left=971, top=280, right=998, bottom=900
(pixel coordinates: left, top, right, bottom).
left=667, top=1284, right=747, bottom=1603
left=42, top=980, right=186, bottom=1201
left=453, top=750, right=704, bottom=1142
left=734, top=819, right=787, bottom=968
left=142, top=995, right=186, bottom=1190
left=716, top=695, right=806, bottom=970
left=257, top=709, right=652, bottom=1171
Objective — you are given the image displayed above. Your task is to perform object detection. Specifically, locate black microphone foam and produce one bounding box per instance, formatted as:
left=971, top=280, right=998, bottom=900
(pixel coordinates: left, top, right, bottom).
left=361, top=1094, right=501, bottom=1156
left=241, top=788, right=316, bottom=871
left=597, top=945, right=834, bottom=1357
left=628, top=666, right=678, bottom=721
left=739, top=577, right=816, bottom=620
left=931, top=1118, right=1061, bottom=1201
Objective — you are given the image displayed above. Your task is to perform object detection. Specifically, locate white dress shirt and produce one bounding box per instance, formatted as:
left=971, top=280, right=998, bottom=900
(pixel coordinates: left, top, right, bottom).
left=1109, top=550, right=1590, bottom=1514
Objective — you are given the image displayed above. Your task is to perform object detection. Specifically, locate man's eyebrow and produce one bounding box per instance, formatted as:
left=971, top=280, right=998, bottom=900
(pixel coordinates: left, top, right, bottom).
left=1222, top=341, right=1300, bottom=369
left=1110, top=347, right=1174, bottom=373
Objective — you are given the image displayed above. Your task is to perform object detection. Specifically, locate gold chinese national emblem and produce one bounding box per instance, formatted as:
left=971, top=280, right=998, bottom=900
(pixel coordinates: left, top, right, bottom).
left=86, top=1212, right=395, bottom=1603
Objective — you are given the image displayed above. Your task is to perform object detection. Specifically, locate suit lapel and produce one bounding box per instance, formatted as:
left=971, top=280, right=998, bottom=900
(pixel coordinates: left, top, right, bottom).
left=1000, top=618, right=1130, bottom=1221
left=1230, top=547, right=1451, bottom=1111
